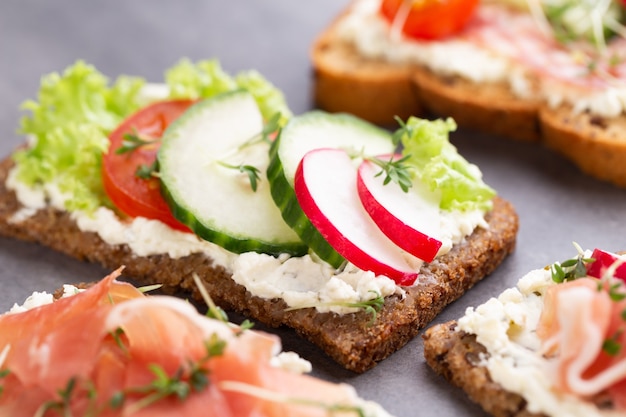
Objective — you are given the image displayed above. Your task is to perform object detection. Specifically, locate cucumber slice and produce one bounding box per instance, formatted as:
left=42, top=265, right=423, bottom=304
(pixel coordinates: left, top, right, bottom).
left=267, top=111, right=396, bottom=268
left=158, top=90, right=307, bottom=256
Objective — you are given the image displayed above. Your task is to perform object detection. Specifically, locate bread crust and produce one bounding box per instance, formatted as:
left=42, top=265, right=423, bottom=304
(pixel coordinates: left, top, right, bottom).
left=540, top=106, right=626, bottom=188
left=0, top=155, right=518, bottom=373
left=311, top=10, right=424, bottom=126
left=422, top=321, right=547, bottom=417
left=412, top=68, right=542, bottom=142
left=311, top=2, right=626, bottom=187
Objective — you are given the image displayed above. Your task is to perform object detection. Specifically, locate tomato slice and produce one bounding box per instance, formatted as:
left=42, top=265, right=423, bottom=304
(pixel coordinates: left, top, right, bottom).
left=102, top=99, right=195, bottom=232
left=380, top=0, right=479, bottom=40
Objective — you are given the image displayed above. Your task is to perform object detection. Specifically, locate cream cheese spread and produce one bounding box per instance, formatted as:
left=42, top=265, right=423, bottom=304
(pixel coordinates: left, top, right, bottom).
left=337, top=0, right=626, bottom=117
left=457, top=265, right=622, bottom=416
left=6, top=163, right=487, bottom=315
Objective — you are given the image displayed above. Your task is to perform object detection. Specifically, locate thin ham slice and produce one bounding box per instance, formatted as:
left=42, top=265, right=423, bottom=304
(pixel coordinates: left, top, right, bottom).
left=537, top=277, right=626, bottom=408
left=0, top=272, right=367, bottom=417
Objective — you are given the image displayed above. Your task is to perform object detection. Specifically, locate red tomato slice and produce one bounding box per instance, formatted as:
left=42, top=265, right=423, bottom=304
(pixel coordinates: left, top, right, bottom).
left=380, top=0, right=479, bottom=40
left=102, top=99, right=195, bottom=232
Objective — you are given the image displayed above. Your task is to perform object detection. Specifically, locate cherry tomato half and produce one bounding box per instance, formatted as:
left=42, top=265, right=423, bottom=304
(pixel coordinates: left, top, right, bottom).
left=380, top=0, right=479, bottom=40
left=102, top=99, right=195, bottom=232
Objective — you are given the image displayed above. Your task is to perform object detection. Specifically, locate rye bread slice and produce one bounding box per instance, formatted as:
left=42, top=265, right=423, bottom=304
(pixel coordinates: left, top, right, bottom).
left=0, top=155, right=518, bottom=373
left=422, top=321, right=546, bottom=417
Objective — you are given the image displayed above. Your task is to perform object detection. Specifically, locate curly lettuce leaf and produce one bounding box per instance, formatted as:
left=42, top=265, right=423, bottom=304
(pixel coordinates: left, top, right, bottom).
left=398, top=117, right=496, bottom=212
left=13, top=61, right=145, bottom=212
left=165, top=58, right=238, bottom=100
left=13, top=59, right=292, bottom=214
left=166, top=58, right=291, bottom=124
left=235, top=70, right=292, bottom=124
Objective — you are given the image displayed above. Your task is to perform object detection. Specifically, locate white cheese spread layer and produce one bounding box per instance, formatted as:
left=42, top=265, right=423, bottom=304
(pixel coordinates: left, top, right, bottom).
left=6, top=165, right=487, bottom=315
left=337, top=0, right=626, bottom=118
left=457, top=267, right=622, bottom=416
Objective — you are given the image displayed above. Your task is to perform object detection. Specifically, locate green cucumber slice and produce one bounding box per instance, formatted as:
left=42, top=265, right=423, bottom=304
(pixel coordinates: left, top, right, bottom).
left=267, top=111, right=396, bottom=268
left=158, top=90, right=307, bottom=256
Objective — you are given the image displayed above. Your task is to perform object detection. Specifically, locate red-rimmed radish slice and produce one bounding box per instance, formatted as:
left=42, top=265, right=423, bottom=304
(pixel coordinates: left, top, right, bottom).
left=586, top=248, right=626, bottom=281
left=357, top=155, right=442, bottom=262
left=294, top=148, right=420, bottom=286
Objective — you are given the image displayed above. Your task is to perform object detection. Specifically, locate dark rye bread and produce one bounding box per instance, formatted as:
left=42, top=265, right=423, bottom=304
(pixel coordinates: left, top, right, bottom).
left=311, top=2, right=626, bottom=188
left=0, top=155, right=518, bottom=373
left=422, top=321, right=545, bottom=417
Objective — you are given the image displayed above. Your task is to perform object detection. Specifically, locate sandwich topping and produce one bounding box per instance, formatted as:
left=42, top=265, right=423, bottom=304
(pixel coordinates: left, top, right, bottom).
left=6, top=60, right=493, bottom=315
left=338, top=0, right=626, bottom=117
left=0, top=269, right=393, bottom=416
left=457, top=246, right=626, bottom=415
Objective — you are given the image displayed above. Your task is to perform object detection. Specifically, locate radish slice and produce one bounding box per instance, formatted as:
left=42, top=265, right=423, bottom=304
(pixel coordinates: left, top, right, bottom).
left=294, top=148, right=421, bottom=286
left=357, top=155, right=442, bottom=262
left=586, top=248, right=626, bottom=281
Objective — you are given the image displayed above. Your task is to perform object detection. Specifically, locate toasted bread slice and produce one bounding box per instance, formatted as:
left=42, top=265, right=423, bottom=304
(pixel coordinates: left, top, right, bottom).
left=540, top=106, right=626, bottom=188
left=311, top=1, right=626, bottom=187
left=311, top=8, right=424, bottom=126
left=0, top=154, right=518, bottom=373
left=411, top=68, right=542, bottom=143
left=311, top=2, right=542, bottom=141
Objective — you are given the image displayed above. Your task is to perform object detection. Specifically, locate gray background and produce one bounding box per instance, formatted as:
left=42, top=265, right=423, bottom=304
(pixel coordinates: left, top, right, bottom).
left=1, top=1, right=625, bottom=416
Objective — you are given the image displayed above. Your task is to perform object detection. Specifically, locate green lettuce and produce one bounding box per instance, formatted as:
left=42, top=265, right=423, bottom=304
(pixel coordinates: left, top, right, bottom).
left=14, top=60, right=145, bottom=212
left=398, top=117, right=496, bottom=212
left=13, top=58, right=292, bottom=213
left=166, top=58, right=291, bottom=124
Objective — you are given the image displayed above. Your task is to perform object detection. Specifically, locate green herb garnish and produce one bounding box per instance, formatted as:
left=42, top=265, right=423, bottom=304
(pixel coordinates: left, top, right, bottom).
left=367, top=154, right=414, bottom=192
left=34, top=377, right=77, bottom=417
left=219, top=381, right=367, bottom=417
left=286, top=290, right=385, bottom=326
left=550, top=251, right=594, bottom=283
left=218, top=163, right=262, bottom=192
left=116, top=336, right=225, bottom=413
left=603, top=329, right=624, bottom=356
left=135, top=160, right=160, bottom=180
left=115, top=130, right=156, bottom=155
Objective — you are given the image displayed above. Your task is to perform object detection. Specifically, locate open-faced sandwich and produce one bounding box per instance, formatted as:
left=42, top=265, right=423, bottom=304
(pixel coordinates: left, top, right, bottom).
left=0, top=268, right=394, bottom=416
left=312, top=0, right=626, bottom=188
left=0, top=59, right=518, bottom=373
left=423, top=245, right=626, bottom=416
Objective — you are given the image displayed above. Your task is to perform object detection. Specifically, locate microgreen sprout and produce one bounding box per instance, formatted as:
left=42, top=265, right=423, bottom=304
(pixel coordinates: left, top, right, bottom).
left=114, top=335, right=226, bottom=414
left=218, top=381, right=367, bottom=417
left=192, top=273, right=255, bottom=333
left=214, top=112, right=281, bottom=192
left=217, top=162, right=262, bottom=192
left=0, top=368, right=9, bottom=398
left=550, top=243, right=594, bottom=283
left=135, top=160, right=160, bottom=180
left=115, top=130, right=157, bottom=155
left=137, top=283, right=164, bottom=293
left=110, top=327, right=128, bottom=355
left=34, top=377, right=77, bottom=417
left=235, top=112, right=283, bottom=152
left=193, top=273, right=228, bottom=322
left=391, top=115, right=413, bottom=146
left=285, top=290, right=384, bottom=326
left=603, top=329, right=623, bottom=356
left=367, top=154, right=414, bottom=192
